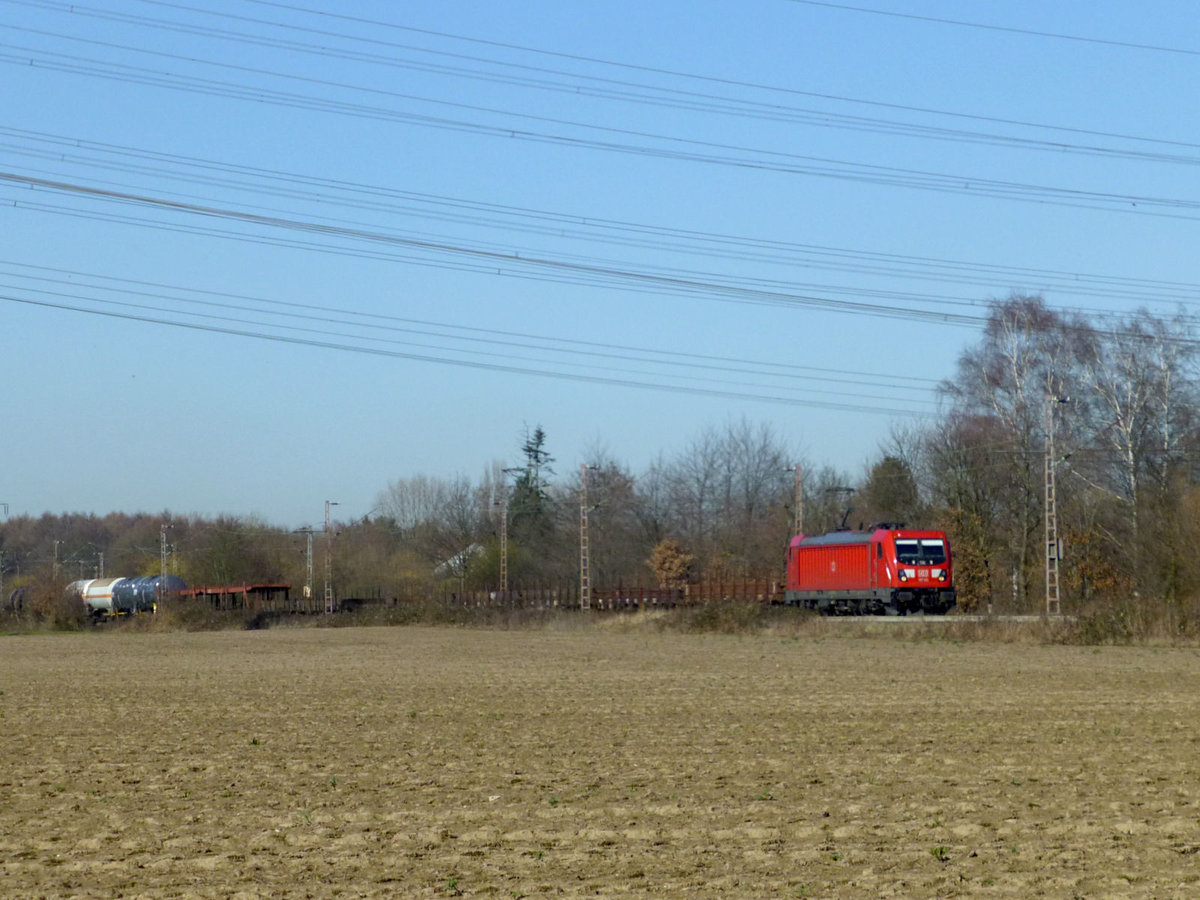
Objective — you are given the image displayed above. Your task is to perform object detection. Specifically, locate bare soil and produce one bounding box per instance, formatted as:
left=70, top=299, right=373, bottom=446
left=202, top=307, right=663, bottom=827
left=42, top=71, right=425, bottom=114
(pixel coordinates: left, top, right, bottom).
left=1, top=623, right=1198, bottom=898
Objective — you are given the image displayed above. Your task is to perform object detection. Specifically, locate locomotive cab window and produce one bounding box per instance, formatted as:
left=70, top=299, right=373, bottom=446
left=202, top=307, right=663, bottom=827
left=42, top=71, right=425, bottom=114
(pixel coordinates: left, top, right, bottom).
left=895, top=539, right=947, bottom=566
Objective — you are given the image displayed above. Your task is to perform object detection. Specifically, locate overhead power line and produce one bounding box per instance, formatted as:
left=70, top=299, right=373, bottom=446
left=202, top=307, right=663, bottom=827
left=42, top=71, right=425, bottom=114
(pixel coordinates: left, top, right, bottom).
left=1, top=292, right=936, bottom=418
left=8, top=0, right=1200, bottom=166
left=4, top=126, right=1199, bottom=316
left=3, top=29, right=1199, bottom=219
left=5, top=162, right=1198, bottom=350
left=0, top=170, right=991, bottom=328
left=234, top=0, right=1200, bottom=146
left=784, top=0, right=1200, bottom=57
left=0, top=258, right=942, bottom=397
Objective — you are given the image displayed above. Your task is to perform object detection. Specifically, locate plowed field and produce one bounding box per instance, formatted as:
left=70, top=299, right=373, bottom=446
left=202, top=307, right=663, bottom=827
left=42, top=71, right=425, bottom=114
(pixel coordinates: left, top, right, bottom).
left=2, top=624, right=1198, bottom=898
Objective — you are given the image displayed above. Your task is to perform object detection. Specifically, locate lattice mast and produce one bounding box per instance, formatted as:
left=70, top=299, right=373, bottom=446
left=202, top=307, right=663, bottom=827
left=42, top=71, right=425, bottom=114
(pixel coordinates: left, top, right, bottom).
left=1044, top=395, right=1063, bottom=616
left=793, top=464, right=804, bottom=536
left=304, top=528, right=314, bottom=605
left=499, top=496, right=508, bottom=596
left=324, top=500, right=338, bottom=614
left=580, top=464, right=597, bottom=610
left=158, top=523, right=170, bottom=612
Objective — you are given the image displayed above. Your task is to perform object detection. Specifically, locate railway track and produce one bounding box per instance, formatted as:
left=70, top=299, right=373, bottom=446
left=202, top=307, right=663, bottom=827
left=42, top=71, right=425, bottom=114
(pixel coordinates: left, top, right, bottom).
left=821, top=613, right=1075, bottom=623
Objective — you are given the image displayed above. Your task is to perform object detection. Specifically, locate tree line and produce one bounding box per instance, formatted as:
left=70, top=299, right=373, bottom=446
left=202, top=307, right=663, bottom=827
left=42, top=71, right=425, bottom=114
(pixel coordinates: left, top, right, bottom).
left=922, top=295, right=1200, bottom=618
left=5, top=294, right=1200, bottom=627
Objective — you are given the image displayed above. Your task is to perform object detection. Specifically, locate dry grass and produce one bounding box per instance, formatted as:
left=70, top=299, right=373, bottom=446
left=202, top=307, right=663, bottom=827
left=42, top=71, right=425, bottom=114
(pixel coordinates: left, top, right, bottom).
left=6, top=592, right=1200, bottom=647
left=2, top=626, right=1199, bottom=898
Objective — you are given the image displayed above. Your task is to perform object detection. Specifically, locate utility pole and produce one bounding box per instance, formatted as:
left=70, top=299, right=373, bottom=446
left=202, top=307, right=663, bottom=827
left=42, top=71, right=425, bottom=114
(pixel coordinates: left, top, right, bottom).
left=159, top=523, right=171, bottom=612
left=0, top=506, right=6, bottom=605
left=499, top=497, right=509, bottom=596
left=498, top=468, right=522, bottom=598
left=324, top=501, right=339, bottom=614
left=579, top=464, right=599, bottom=610
left=98, top=552, right=104, bottom=579
left=304, top=528, right=314, bottom=609
left=792, top=464, right=804, bottom=535
left=1044, top=394, right=1069, bottom=617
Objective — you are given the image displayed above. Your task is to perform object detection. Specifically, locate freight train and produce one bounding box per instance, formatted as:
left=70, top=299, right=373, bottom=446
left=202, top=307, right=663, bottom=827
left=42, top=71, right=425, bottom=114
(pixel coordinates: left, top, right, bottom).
left=784, top=526, right=955, bottom=615
left=65, top=575, right=188, bottom=618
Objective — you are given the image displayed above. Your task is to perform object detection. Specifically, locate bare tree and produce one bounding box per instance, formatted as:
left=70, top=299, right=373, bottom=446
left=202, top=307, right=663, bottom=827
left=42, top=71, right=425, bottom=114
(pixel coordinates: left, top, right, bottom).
left=920, top=414, right=1011, bottom=610
left=940, top=295, right=1077, bottom=608
left=933, top=297, right=1200, bottom=609
left=1072, top=310, right=1199, bottom=596
left=375, top=474, right=486, bottom=569
left=857, top=455, right=922, bottom=527
left=560, top=446, right=649, bottom=588
left=652, top=418, right=797, bottom=579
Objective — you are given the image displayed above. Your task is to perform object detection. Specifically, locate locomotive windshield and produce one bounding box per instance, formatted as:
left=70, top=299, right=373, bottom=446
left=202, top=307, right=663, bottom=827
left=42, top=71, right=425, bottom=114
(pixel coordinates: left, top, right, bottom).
left=895, top=539, right=947, bottom=566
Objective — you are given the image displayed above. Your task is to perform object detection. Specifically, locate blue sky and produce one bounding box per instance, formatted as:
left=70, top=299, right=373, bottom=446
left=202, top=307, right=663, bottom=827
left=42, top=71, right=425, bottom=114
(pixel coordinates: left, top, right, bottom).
left=2, top=0, right=1198, bottom=528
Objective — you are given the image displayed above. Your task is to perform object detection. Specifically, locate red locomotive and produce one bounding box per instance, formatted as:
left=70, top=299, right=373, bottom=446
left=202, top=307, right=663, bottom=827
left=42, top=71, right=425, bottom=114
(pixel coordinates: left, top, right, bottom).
left=784, top=525, right=956, bottom=615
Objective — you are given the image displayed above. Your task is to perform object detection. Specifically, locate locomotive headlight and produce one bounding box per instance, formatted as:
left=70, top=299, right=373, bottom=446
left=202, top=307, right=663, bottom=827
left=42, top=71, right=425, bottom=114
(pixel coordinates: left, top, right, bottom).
left=933, top=568, right=946, bottom=581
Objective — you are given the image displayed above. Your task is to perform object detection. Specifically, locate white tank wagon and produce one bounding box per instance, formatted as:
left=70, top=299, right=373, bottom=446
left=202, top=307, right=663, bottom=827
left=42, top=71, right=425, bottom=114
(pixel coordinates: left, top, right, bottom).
left=65, top=577, right=121, bottom=616
left=65, top=576, right=188, bottom=618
